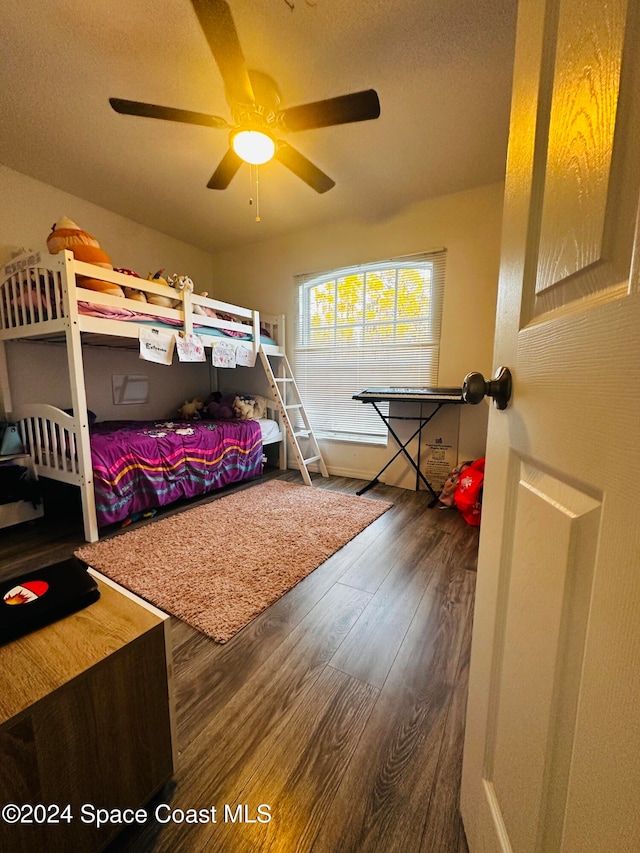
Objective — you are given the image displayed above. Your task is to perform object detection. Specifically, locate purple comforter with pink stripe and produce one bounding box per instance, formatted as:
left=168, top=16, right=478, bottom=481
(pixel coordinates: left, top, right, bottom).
left=91, top=419, right=263, bottom=527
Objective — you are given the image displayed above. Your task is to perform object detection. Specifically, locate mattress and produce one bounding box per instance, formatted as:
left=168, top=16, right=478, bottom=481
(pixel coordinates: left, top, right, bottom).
left=78, top=301, right=278, bottom=346
left=258, top=418, right=281, bottom=444
left=91, top=418, right=263, bottom=527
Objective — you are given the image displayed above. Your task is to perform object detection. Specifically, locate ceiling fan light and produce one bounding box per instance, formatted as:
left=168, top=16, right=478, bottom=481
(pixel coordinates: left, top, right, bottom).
left=232, top=130, right=276, bottom=165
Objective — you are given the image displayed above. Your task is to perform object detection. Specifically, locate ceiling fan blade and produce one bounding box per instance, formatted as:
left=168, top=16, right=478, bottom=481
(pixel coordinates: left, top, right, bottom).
left=109, top=98, right=229, bottom=129
left=207, top=147, right=243, bottom=189
left=190, top=0, right=255, bottom=105
left=275, top=143, right=335, bottom=193
left=281, top=89, right=380, bottom=132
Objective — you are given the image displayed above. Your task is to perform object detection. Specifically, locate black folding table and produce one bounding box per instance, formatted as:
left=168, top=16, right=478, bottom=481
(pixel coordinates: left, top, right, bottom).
left=352, top=387, right=466, bottom=503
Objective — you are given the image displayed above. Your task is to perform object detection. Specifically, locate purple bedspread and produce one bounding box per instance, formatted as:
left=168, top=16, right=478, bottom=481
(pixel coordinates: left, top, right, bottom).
left=91, top=419, right=263, bottom=527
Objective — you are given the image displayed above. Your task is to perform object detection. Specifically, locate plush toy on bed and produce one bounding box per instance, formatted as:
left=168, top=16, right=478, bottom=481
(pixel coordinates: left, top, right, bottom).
left=203, top=391, right=236, bottom=420
left=233, top=394, right=268, bottom=420
left=46, top=216, right=123, bottom=297
left=115, top=268, right=147, bottom=302
left=146, top=269, right=180, bottom=308
left=177, top=398, right=203, bottom=419
left=166, top=273, right=209, bottom=315
left=168, top=274, right=192, bottom=296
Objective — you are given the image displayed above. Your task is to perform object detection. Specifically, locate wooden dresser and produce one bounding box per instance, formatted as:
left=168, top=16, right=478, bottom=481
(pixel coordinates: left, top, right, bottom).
left=0, top=571, right=175, bottom=852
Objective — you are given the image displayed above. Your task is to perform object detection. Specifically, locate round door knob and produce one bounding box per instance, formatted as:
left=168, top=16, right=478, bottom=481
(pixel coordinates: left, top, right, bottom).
left=463, top=366, right=512, bottom=410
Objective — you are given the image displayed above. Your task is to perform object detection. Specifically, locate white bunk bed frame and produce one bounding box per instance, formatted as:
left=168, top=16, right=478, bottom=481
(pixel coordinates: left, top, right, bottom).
left=0, top=248, right=286, bottom=543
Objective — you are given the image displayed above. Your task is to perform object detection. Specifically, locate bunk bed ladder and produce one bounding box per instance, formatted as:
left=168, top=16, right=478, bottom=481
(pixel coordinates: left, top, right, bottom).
left=259, top=350, right=328, bottom=486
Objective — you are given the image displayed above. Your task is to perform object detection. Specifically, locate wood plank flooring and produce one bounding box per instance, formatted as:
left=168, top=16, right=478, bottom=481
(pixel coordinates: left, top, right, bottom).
left=0, top=470, right=479, bottom=852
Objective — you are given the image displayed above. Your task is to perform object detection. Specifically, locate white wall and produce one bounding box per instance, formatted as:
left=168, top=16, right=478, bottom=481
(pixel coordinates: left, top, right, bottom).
left=209, top=182, right=504, bottom=482
left=0, top=165, right=215, bottom=419
left=4, top=340, right=214, bottom=422
left=0, top=165, right=213, bottom=285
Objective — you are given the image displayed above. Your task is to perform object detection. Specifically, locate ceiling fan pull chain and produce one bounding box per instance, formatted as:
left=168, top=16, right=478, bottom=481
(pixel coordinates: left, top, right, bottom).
left=248, top=163, right=254, bottom=210
left=254, top=165, right=261, bottom=223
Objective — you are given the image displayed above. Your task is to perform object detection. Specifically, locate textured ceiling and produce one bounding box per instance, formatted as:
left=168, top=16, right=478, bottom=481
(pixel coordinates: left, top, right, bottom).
left=0, top=0, right=518, bottom=253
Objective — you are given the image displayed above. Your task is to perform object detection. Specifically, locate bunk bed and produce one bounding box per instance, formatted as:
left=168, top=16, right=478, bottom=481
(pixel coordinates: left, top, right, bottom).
left=0, top=248, right=286, bottom=542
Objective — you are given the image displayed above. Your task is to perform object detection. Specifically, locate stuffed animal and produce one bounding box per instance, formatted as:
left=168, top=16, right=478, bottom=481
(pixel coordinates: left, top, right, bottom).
left=46, top=216, right=114, bottom=269
left=177, top=398, right=203, bottom=419
left=167, top=273, right=208, bottom=315
left=123, top=286, right=147, bottom=303
left=47, top=216, right=100, bottom=255
left=203, top=391, right=236, bottom=420
left=254, top=395, right=268, bottom=419
left=115, top=268, right=147, bottom=302
left=47, top=216, right=121, bottom=296
left=167, top=273, right=193, bottom=295
left=146, top=269, right=179, bottom=308
left=437, top=461, right=474, bottom=508
left=78, top=277, right=124, bottom=298
left=233, top=394, right=268, bottom=420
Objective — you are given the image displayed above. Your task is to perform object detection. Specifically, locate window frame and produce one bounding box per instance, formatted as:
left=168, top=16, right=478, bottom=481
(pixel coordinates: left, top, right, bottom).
left=295, top=251, right=446, bottom=444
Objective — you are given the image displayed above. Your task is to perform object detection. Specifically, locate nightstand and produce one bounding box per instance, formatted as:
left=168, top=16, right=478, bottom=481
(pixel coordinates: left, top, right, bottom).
left=0, top=571, right=176, bottom=852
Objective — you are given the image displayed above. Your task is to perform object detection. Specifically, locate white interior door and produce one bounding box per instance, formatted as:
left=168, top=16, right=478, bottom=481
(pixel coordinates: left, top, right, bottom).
left=460, top=0, right=640, bottom=850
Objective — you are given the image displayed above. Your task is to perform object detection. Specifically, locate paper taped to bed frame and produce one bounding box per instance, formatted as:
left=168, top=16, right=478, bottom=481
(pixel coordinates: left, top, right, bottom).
left=139, top=326, right=175, bottom=364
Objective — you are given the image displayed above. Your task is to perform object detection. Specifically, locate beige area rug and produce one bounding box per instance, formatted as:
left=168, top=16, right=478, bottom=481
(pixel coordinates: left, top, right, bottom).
left=76, top=480, right=392, bottom=643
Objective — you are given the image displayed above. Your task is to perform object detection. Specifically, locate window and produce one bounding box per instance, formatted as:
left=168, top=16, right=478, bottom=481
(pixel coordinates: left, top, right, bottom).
left=295, top=250, right=446, bottom=443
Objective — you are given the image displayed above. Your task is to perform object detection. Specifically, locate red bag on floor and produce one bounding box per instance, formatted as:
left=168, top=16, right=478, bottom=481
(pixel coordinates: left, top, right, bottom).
left=454, top=458, right=485, bottom=526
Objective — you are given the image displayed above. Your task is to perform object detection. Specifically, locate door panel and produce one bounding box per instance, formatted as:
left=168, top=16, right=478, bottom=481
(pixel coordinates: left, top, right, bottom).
left=461, top=0, right=640, bottom=849
left=522, top=0, right=640, bottom=323
left=536, top=0, right=625, bottom=293
left=489, top=465, right=601, bottom=853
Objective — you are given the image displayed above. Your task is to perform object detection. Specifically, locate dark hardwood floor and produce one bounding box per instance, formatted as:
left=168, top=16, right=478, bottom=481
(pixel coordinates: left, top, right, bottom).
left=0, top=470, right=478, bottom=852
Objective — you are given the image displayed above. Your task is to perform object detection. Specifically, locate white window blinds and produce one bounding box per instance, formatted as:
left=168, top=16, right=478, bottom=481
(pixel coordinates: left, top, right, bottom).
left=295, top=250, right=446, bottom=443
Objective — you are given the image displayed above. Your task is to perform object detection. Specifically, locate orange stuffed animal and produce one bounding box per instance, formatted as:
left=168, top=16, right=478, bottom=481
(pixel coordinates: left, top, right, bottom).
left=46, top=216, right=123, bottom=297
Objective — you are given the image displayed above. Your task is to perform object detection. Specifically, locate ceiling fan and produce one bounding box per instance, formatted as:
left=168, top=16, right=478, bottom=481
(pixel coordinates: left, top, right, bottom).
left=109, top=0, right=380, bottom=193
